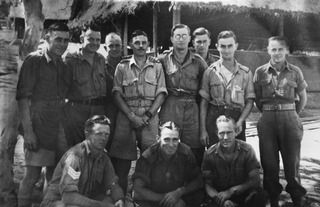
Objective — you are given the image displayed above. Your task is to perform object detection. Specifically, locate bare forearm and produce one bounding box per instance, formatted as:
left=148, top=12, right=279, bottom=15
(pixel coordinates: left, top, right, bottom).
left=62, top=192, right=105, bottom=207
left=133, top=187, right=164, bottom=202
left=238, top=99, right=253, bottom=123
left=205, top=184, right=219, bottom=198
left=180, top=174, right=203, bottom=196
left=296, top=89, right=307, bottom=114
left=18, top=98, right=33, bottom=133
left=200, top=99, right=209, bottom=131
left=147, top=93, right=166, bottom=115
left=114, top=92, right=132, bottom=117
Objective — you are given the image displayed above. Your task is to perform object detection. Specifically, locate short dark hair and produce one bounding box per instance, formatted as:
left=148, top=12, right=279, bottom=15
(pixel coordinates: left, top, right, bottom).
left=217, top=30, right=237, bottom=43
left=84, top=115, right=111, bottom=134
left=171, top=24, right=190, bottom=37
left=192, top=27, right=211, bottom=39
left=81, top=23, right=101, bottom=33
left=159, top=121, right=180, bottom=137
left=130, top=30, right=148, bottom=42
left=268, top=36, right=289, bottom=48
left=47, top=22, right=69, bottom=33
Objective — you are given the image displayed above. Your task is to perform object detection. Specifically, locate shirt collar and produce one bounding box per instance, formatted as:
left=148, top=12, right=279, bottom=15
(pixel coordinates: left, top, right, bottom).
left=215, top=58, right=240, bottom=74
left=44, top=50, right=53, bottom=63
left=83, top=140, right=107, bottom=157
left=129, top=55, right=153, bottom=69
left=267, top=60, right=292, bottom=73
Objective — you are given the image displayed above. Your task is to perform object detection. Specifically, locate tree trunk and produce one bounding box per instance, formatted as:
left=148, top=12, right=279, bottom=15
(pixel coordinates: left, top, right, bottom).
left=19, top=0, right=44, bottom=60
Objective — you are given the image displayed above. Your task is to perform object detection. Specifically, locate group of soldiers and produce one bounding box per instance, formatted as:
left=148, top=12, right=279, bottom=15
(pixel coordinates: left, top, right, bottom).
left=15, top=21, right=308, bottom=207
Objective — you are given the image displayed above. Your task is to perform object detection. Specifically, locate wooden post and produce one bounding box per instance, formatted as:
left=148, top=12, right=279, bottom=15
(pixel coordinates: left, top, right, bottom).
left=279, top=14, right=284, bottom=36
left=123, top=13, right=128, bottom=56
left=172, top=2, right=181, bottom=26
left=153, top=3, right=158, bottom=56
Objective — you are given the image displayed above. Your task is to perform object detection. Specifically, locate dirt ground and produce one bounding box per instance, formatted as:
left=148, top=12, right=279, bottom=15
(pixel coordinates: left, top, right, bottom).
left=13, top=109, right=320, bottom=207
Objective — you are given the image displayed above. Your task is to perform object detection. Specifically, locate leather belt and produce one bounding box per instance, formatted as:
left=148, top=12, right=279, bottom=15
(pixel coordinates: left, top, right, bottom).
left=263, top=103, right=295, bottom=111
left=69, top=97, right=107, bottom=105
left=168, top=88, right=197, bottom=98
left=212, top=105, right=242, bottom=112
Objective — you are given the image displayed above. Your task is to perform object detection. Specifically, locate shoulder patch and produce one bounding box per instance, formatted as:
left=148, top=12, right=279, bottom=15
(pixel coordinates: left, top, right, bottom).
left=67, top=166, right=81, bottom=180
left=238, top=140, right=251, bottom=152
left=238, top=64, right=250, bottom=73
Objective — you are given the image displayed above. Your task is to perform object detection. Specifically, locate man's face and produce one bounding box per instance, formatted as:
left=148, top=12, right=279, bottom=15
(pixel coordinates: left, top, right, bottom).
left=216, top=37, right=238, bottom=61
left=193, top=34, right=211, bottom=56
left=130, top=35, right=148, bottom=57
left=171, top=28, right=190, bottom=51
left=159, top=129, right=180, bottom=156
left=106, top=37, right=122, bottom=58
left=82, top=29, right=101, bottom=53
left=87, top=123, right=110, bottom=151
left=268, top=40, right=288, bottom=64
left=47, top=31, right=69, bottom=56
left=217, top=121, right=236, bottom=150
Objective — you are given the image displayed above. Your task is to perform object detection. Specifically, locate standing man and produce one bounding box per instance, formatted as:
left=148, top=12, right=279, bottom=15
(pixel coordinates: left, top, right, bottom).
left=253, top=36, right=307, bottom=207
left=40, top=115, right=124, bottom=207
left=104, top=32, right=123, bottom=149
left=202, top=115, right=265, bottom=207
left=159, top=24, right=207, bottom=165
left=63, top=25, right=110, bottom=147
left=16, top=23, right=70, bottom=207
left=199, top=30, right=255, bottom=147
left=192, top=27, right=219, bottom=66
left=133, top=121, right=204, bottom=207
left=109, top=30, right=167, bottom=195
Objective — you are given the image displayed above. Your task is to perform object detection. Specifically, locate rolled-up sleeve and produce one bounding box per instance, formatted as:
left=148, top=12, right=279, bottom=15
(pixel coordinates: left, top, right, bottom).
left=199, top=69, right=212, bottom=101
left=112, top=64, right=124, bottom=96
left=16, top=55, right=38, bottom=100
left=245, top=71, right=256, bottom=100
left=59, top=154, right=81, bottom=194
left=155, top=63, right=167, bottom=96
left=295, top=67, right=308, bottom=92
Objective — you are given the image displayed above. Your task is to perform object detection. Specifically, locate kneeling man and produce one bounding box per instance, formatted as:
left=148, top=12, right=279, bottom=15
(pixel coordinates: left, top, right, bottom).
left=40, top=115, right=124, bottom=207
left=202, top=115, right=266, bottom=207
left=133, top=121, right=204, bottom=207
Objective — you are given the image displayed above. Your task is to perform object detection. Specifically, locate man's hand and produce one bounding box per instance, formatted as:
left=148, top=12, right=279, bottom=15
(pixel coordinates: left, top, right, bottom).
left=213, top=190, right=233, bottom=207
left=200, top=130, right=209, bottom=147
left=24, top=131, right=38, bottom=151
left=160, top=189, right=182, bottom=207
left=223, top=200, right=237, bottom=207
left=128, top=113, right=145, bottom=128
left=114, top=199, right=124, bottom=207
left=141, top=115, right=150, bottom=126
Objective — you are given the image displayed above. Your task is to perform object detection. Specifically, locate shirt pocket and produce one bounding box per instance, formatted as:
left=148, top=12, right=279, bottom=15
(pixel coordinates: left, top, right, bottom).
left=74, top=68, right=89, bottom=86
left=122, top=77, right=138, bottom=99
left=260, top=79, right=274, bottom=98
left=231, top=85, right=245, bottom=106
left=209, top=82, right=224, bottom=104
left=282, top=79, right=297, bottom=99
left=144, top=70, right=158, bottom=99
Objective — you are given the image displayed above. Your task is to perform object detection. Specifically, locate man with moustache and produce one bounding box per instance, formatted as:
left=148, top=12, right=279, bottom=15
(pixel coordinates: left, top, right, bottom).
left=192, top=27, right=219, bottom=66
left=40, top=115, right=124, bottom=207
left=63, top=25, right=110, bottom=147
left=159, top=24, right=207, bottom=166
left=132, top=121, right=204, bottom=207
left=16, top=22, right=70, bottom=207
left=202, top=116, right=265, bottom=207
left=109, top=30, right=167, bottom=195
left=104, top=32, right=122, bottom=149
left=253, top=36, right=308, bottom=207
left=200, top=30, right=255, bottom=147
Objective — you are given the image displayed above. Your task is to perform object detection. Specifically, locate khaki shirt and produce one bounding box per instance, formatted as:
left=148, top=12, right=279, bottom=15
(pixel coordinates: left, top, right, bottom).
left=159, top=49, right=207, bottom=95
left=253, top=61, right=307, bottom=109
left=200, top=59, right=255, bottom=109
left=64, top=50, right=108, bottom=100
left=112, top=56, right=167, bottom=108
